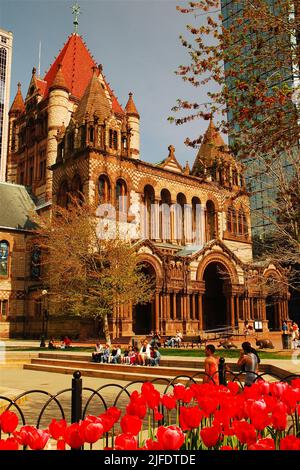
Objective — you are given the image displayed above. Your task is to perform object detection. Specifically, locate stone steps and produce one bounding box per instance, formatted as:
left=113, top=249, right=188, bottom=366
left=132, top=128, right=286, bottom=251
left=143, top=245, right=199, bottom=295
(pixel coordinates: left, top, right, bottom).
left=23, top=352, right=209, bottom=382
left=24, top=363, right=204, bottom=383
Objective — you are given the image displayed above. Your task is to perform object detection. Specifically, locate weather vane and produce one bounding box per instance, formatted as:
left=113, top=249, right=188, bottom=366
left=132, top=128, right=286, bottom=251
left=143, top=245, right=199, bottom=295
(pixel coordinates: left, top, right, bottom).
left=72, top=2, right=81, bottom=34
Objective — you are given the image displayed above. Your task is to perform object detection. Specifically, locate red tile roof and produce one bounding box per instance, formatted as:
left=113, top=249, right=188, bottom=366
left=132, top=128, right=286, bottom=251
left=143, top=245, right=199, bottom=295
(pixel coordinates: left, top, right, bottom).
left=43, top=33, right=124, bottom=115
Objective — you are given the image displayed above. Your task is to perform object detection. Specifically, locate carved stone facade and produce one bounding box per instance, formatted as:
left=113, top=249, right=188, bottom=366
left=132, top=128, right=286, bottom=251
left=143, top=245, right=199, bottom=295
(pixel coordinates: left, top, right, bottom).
left=2, top=32, right=289, bottom=339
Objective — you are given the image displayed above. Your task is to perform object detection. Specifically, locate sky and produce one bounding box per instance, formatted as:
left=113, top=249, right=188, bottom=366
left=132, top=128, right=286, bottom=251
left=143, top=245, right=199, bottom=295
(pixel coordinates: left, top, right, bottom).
left=0, top=0, right=211, bottom=167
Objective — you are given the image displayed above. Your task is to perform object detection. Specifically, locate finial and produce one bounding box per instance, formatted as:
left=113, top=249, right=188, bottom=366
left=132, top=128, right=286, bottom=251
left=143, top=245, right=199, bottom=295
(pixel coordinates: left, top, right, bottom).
left=129, top=92, right=133, bottom=97
left=17, top=82, right=21, bottom=90
left=32, top=67, right=36, bottom=75
left=168, top=145, right=175, bottom=157
left=72, top=2, right=81, bottom=34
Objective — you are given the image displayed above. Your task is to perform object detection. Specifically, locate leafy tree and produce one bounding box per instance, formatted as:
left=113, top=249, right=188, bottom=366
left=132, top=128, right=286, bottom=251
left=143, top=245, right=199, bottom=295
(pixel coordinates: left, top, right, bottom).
left=33, top=201, right=153, bottom=342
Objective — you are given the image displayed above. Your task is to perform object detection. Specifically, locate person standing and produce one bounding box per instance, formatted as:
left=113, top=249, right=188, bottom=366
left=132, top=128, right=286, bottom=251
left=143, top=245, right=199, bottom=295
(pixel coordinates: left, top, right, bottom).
left=282, top=321, right=288, bottom=334
left=203, top=344, right=219, bottom=385
left=237, top=341, right=259, bottom=387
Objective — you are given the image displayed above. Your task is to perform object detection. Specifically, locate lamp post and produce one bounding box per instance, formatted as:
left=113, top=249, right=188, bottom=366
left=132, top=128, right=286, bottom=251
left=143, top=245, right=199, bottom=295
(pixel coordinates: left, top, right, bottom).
left=40, top=289, right=48, bottom=347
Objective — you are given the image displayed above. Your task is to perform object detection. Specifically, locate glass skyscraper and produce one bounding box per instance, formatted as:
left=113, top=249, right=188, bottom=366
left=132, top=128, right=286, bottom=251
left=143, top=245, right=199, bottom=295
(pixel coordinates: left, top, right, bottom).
left=0, top=28, right=13, bottom=182
left=221, top=0, right=299, bottom=236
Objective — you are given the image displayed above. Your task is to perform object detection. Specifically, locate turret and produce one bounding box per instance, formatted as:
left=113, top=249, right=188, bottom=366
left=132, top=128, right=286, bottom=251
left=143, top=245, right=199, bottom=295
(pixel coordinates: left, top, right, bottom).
left=46, top=64, right=70, bottom=200
left=7, top=83, right=25, bottom=182
left=125, top=92, right=140, bottom=159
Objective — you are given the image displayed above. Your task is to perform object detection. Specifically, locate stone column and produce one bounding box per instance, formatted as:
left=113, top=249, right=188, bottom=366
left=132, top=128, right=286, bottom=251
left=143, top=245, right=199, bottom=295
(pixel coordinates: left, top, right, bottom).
left=200, top=204, right=206, bottom=246
left=231, top=296, right=235, bottom=328
left=198, top=294, right=203, bottom=330
left=186, top=295, right=190, bottom=321
left=152, top=199, right=160, bottom=241
left=236, top=295, right=240, bottom=320
left=192, top=294, right=196, bottom=321
left=173, top=293, right=177, bottom=320
left=166, top=294, right=171, bottom=320
left=155, top=293, right=160, bottom=332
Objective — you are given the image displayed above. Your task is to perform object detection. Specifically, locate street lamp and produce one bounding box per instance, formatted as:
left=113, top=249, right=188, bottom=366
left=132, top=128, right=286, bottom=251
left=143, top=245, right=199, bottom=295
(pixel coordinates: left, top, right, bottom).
left=40, top=289, right=48, bottom=347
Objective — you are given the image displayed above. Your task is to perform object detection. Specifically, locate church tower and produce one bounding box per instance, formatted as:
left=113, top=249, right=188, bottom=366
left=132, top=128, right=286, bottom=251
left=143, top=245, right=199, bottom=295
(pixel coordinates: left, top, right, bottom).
left=125, top=92, right=140, bottom=159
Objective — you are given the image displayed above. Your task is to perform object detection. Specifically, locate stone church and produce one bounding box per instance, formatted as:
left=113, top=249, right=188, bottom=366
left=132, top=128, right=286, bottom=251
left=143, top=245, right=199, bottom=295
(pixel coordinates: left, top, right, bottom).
left=0, top=31, right=289, bottom=339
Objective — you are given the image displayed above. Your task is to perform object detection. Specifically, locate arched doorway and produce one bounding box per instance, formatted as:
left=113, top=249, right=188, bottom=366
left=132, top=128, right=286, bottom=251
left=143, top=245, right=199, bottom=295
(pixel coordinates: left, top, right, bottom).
left=133, top=263, right=156, bottom=335
left=203, top=262, right=229, bottom=330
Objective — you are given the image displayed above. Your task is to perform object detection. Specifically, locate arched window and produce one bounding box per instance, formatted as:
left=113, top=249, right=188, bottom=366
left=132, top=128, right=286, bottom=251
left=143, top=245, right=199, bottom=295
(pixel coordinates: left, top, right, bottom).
left=192, top=196, right=201, bottom=244
left=109, top=129, right=113, bottom=148
left=232, top=169, right=238, bottom=186
left=160, top=189, right=171, bottom=241
left=143, top=185, right=155, bottom=239
left=243, top=211, right=248, bottom=237
left=71, top=174, right=83, bottom=203
left=0, top=241, right=9, bottom=277
left=113, top=131, right=118, bottom=150
left=176, top=193, right=187, bottom=245
left=57, top=180, right=70, bottom=208
left=238, top=209, right=244, bottom=235
left=89, top=126, right=94, bottom=143
left=116, top=179, right=127, bottom=212
left=227, top=206, right=237, bottom=234
left=98, top=175, right=111, bottom=204
left=206, top=200, right=217, bottom=241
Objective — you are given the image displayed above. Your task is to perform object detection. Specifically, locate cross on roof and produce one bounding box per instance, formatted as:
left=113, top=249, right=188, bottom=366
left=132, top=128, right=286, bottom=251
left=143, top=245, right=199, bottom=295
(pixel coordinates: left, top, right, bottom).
left=72, top=2, right=81, bottom=34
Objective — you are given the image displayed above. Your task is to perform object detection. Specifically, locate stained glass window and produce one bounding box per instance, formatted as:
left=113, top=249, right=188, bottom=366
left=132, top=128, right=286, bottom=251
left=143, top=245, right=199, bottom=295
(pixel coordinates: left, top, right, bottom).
left=0, top=241, right=9, bottom=276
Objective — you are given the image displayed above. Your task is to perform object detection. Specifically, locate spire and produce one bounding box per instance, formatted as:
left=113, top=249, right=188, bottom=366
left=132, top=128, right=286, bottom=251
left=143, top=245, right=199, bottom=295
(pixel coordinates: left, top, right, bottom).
left=49, top=63, right=69, bottom=93
left=184, top=161, right=190, bottom=175
left=192, top=119, right=228, bottom=175
left=9, top=82, right=25, bottom=115
left=74, top=66, right=111, bottom=123
left=125, top=92, right=140, bottom=118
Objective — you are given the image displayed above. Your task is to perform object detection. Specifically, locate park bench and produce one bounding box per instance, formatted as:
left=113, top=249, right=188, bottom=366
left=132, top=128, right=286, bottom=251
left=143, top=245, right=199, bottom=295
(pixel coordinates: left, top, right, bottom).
left=180, top=335, right=208, bottom=349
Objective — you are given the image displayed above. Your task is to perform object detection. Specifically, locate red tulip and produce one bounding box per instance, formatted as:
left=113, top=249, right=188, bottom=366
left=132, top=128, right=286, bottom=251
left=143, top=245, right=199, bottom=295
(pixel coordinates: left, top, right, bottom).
left=179, top=406, right=203, bottom=431
left=0, top=410, right=18, bottom=434
left=248, top=438, right=275, bottom=450
left=13, top=425, right=34, bottom=446
left=120, top=415, right=142, bottom=436
left=141, top=382, right=155, bottom=396
left=250, top=411, right=270, bottom=431
left=143, top=438, right=162, bottom=450
left=114, top=433, right=138, bottom=450
left=27, top=428, right=50, bottom=450
left=64, top=423, right=84, bottom=449
left=182, top=388, right=193, bottom=404
left=48, top=418, right=67, bottom=440
left=173, top=384, right=186, bottom=401
left=153, top=408, right=163, bottom=421
left=232, top=420, right=256, bottom=445
left=146, top=389, right=161, bottom=409
left=106, top=407, right=121, bottom=424
left=57, top=439, right=66, bottom=450
left=126, top=391, right=147, bottom=418
left=198, top=396, right=219, bottom=417
left=200, top=426, right=220, bottom=448
left=0, top=437, right=19, bottom=450
left=81, top=421, right=104, bottom=444
left=270, top=382, right=288, bottom=399
left=156, top=425, right=184, bottom=450
left=220, top=445, right=234, bottom=450
left=98, top=414, right=114, bottom=433
left=279, top=435, right=300, bottom=450
left=227, top=382, right=240, bottom=395
left=272, top=412, right=287, bottom=431
left=161, top=394, right=176, bottom=410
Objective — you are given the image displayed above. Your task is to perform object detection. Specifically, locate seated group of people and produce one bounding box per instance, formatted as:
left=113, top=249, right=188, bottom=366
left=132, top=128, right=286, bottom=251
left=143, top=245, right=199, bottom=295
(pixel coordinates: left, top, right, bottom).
left=91, top=339, right=161, bottom=366
left=48, top=336, right=71, bottom=350
left=164, top=330, right=183, bottom=348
